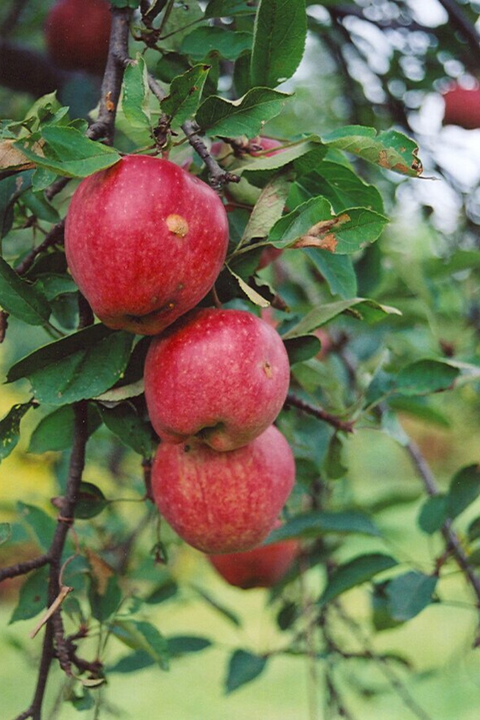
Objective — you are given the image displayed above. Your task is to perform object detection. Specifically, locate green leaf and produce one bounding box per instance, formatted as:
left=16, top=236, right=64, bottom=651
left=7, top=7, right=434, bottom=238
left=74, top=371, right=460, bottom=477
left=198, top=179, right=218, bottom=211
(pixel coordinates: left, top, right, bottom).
left=34, top=273, right=77, bottom=301
left=98, top=402, right=154, bottom=457
left=111, top=0, right=141, bottom=9
left=121, top=54, right=151, bottom=138
left=283, top=335, right=321, bottom=365
left=270, top=197, right=388, bottom=253
left=160, top=1, right=205, bottom=52
left=145, top=580, right=178, bottom=605
left=0, top=256, right=51, bottom=325
left=468, top=517, right=480, bottom=543
left=109, top=650, right=155, bottom=674
left=194, top=586, right=241, bottom=626
left=0, top=522, right=11, bottom=545
left=324, top=434, right=348, bottom=479
left=7, top=324, right=135, bottom=406
left=89, top=576, right=122, bottom=623
left=394, top=360, right=459, bottom=396
left=0, top=175, right=18, bottom=238
left=304, top=249, right=357, bottom=299
left=319, top=553, right=398, bottom=605
left=28, top=404, right=101, bottom=453
left=205, top=0, right=256, bottom=17
left=291, top=163, right=384, bottom=214
left=196, top=88, right=291, bottom=137
left=446, top=465, right=480, bottom=521
left=251, top=0, right=307, bottom=89
left=282, top=298, right=401, bottom=339
left=75, top=482, right=109, bottom=520
left=323, top=126, right=423, bottom=178
left=265, top=511, right=380, bottom=542
left=112, top=620, right=170, bottom=670
left=0, top=402, right=32, bottom=462
left=225, top=650, right=267, bottom=694
left=167, top=636, right=212, bottom=656
left=9, top=566, right=49, bottom=624
left=386, top=572, right=437, bottom=621
left=372, top=583, right=403, bottom=632
left=181, top=27, right=252, bottom=61
left=17, top=501, right=56, bottom=552
left=418, top=495, right=447, bottom=535
left=161, top=64, right=210, bottom=126
left=16, top=127, right=121, bottom=178
left=241, top=168, right=293, bottom=245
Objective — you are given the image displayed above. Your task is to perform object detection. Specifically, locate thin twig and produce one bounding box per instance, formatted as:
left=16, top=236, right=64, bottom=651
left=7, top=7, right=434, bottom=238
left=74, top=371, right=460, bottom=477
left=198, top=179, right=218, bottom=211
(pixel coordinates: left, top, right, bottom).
left=333, top=602, right=433, bottom=720
left=14, top=219, right=65, bottom=276
left=147, top=73, right=240, bottom=190
left=405, top=437, right=480, bottom=644
left=285, top=392, right=355, bottom=433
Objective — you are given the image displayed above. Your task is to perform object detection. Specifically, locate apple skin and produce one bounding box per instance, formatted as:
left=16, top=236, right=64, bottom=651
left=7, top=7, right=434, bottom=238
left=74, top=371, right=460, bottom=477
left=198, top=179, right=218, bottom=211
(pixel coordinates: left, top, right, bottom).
left=65, top=155, right=229, bottom=335
left=144, top=308, right=290, bottom=451
left=45, top=0, right=111, bottom=76
left=151, top=425, right=295, bottom=554
left=248, top=136, right=283, bottom=157
left=442, top=83, right=480, bottom=129
left=208, top=524, right=299, bottom=589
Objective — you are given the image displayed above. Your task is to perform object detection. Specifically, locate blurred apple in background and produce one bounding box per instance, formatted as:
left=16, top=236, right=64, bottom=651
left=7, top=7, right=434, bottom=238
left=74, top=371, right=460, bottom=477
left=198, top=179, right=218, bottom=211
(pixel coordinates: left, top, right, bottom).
left=45, top=0, right=112, bottom=76
left=442, top=81, right=480, bottom=129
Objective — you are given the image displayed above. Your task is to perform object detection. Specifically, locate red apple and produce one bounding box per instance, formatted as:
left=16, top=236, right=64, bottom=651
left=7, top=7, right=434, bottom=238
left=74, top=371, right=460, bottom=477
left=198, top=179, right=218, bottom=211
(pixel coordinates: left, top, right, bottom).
left=65, top=155, right=229, bottom=335
left=151, top=425, right=295, bottom=554
left=144, top=308, right=290, bottom=451
left=208, top=523, right=299, bottom=588
left=248, top=136, right=283, bottom=157
left=442, top=82, right=480, bottom=129
left=45, top=0, right=112, bottom=76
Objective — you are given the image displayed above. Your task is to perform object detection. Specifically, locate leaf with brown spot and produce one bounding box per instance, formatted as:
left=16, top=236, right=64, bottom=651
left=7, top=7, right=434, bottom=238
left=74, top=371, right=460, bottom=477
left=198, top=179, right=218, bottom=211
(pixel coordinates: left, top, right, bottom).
left=323, top=125, right=423, bottom=178
left=86, top=548, right=114, bottom=595
left=269, top=198, right=388, bottom=254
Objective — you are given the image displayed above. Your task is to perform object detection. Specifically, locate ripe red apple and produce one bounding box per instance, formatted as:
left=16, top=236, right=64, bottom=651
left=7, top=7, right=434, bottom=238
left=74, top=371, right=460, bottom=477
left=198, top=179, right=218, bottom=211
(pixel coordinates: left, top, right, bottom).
left=442, top=82, right=480, bottom=129
left=65, top=155, right=229, bottom=335
left=45, top=0, right=112, bottom=76
left=151, top=425, right=295, bottom=554
left=144, top=308, right=290, bottom=451
left=208, top=523, right=299, bottom=588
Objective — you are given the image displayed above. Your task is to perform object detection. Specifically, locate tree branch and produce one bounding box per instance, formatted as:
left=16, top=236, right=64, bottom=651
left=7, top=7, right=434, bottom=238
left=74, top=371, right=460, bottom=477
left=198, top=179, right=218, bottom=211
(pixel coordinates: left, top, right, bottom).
left=147, top=73, right=240, bottom=191
left=87, top=6, right=133, bottom=144
left=0, top=554, right=50, bottom=583
left=285, top=392, right=355, bottom=433
left=16, top=401, right=89, bottom=720
left=436, top=0, right=480, bottom=68
left=405, top=437, right=480, bottom=643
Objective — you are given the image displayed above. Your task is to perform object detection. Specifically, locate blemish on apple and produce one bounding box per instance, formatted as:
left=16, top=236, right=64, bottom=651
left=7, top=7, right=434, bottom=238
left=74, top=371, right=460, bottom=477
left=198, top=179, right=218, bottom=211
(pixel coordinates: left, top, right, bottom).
left=166, top=214, right=189, bottom=237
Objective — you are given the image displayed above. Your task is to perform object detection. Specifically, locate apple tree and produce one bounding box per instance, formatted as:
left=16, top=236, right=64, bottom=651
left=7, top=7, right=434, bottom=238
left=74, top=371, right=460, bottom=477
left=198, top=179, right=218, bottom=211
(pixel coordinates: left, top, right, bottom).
left=1, top=1, right=480, bottom=718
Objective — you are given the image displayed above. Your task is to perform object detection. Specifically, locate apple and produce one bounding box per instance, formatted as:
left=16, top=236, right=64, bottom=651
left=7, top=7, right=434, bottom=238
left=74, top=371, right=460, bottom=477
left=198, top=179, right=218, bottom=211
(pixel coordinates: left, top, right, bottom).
left=151, top=425, right=295, bottom=554
left=248, top=136, right=283, bottom=157
left=144, top=308, right=290, bottom=451
left=208, top=522, right=299, bottom=589
left=65, top=155, right=229, bottom=335
left=442, top=82, right=480, bottom=130
left=45, top=0, right=112, bottom=76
